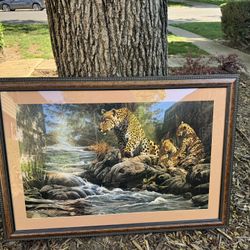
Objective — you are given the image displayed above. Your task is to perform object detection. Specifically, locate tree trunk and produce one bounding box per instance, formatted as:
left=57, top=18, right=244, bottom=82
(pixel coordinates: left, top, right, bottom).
left=45, top=0, right=168, bottom=77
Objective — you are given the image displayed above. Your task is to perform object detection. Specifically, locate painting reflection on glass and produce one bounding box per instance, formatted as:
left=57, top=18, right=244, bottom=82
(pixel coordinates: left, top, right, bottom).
left=13, top=90, right=214, bottom=218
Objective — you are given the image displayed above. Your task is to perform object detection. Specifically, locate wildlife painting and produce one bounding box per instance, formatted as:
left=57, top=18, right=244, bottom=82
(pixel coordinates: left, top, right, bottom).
left=12, top=91, right=213, bottom=218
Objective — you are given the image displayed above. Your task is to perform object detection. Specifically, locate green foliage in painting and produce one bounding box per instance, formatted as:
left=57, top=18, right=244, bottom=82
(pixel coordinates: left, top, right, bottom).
left=21, top=161, right=47, bottom=190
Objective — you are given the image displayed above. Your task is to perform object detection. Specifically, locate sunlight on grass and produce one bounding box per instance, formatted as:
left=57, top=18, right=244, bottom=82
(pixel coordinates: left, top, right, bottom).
left=3, top=24, right=207, bottom=59
left=173, top=22, right=223, bottom=40
left=3, top=24, right=53, bottom=59
left=168, top=33, right=208, bottom=56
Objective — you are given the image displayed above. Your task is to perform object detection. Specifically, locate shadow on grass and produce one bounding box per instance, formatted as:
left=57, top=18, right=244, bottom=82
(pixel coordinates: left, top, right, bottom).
left=3, top=22, right=49, bottom=35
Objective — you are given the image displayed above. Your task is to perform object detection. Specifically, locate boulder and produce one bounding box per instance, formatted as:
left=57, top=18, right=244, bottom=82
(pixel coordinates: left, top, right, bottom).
left=81, top=149, right=122, bottom=184
left=192, top=183, right=209, bottom=196
left=183, top=192, right=192, bottom=199
left=47, top=172, right=85, bottom=187
left=65, top=191, right=81, bottom=200
left=94, top=149, right=121, bottom=176
left=103, top=159, right=150, bottom=188
left=186, top=164, right=210, bottom=186
left=41, top=185, right=89, bottom=200
left=185, top=164, right=210, bottom=207
left=192, top=194, right=209, bottom=207
left=83, top=152, right=160, bottom=189
left=25, top=197, right=91, bottom=217
left=158, top=175, right=192, bottom=195
left=47, top=190, right=68, bottom=200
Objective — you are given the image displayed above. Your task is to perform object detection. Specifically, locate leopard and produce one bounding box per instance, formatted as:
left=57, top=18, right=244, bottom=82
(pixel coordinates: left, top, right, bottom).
left=99, top=108, right=159, bottom=158
left=158, top=139, right=186, bottom=175
left=160, top=139, right=178, bottom=158
left=158, top=139, right=178, bottom=167
left=174, top=121, right=205, bottom=170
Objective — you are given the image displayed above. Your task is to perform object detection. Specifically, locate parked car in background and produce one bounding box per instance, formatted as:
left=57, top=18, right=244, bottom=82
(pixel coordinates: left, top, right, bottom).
left=0, top=0, right=45, bottom=11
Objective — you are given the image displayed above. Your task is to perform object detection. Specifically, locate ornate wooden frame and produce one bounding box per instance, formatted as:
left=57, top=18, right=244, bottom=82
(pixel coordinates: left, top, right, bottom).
left=0, top=75, right=239, bottom=240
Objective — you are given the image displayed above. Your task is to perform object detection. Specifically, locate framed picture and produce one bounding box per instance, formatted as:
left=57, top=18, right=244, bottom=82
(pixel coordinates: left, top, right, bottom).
left=0, top=76, right=238, bottom=240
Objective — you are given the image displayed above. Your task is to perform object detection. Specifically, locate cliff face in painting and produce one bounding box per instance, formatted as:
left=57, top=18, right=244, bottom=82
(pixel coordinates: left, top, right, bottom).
left=16, top=100, right=213, bottom=218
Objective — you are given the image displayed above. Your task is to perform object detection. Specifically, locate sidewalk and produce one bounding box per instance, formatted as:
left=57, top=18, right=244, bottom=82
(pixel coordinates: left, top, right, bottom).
left=0, top=58, right=56, bottom=77
left=0, top=57, right=188, bottom=77
left=169, top=26, right=250, bottom=74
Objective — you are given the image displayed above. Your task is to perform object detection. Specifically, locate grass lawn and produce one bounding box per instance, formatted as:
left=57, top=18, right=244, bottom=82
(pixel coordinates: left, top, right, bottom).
left=168, top=1, right=191, bottom=7
left=168, top=33, right=208, bottom=56
left=2, top=24, right=207, bottom=60
left=172, top=22, right=223, bottom=40
left=190, top=0, right=226, bottom=5
left=3, top=24, right=53, bottom=59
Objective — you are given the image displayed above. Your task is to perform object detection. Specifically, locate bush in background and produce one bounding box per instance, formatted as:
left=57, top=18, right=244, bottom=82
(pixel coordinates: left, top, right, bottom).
left=0, top=23, right=4, bottom=52
left=221, top=1, right=250, bottom=50
left=171, top=54, right=246, bottom=75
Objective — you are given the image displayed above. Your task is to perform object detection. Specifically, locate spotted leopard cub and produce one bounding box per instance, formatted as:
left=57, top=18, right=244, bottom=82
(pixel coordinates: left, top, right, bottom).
left=174, top=121, right=205, bottom=169
left=99, top=108, right=159, bottom=157
left=159, top=139, right=178, bottom=167
left=158, top=139, right=187, bottom=175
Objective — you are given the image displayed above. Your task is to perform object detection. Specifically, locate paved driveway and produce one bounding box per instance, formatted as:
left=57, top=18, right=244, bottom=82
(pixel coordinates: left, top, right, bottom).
left=0, top=2, right=221, bottom=24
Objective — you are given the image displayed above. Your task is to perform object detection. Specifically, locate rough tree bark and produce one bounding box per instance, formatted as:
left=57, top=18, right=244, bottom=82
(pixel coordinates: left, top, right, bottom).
left=45, top=0, right=168, bottom=77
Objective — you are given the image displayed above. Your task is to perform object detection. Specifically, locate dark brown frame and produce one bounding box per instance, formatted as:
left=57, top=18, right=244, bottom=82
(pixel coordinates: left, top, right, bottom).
left=0, top=75, right=239, bottom=240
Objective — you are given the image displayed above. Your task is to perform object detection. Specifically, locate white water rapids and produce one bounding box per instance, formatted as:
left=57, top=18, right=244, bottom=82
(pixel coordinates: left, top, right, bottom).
left=43, top=144, right=197, bottom=215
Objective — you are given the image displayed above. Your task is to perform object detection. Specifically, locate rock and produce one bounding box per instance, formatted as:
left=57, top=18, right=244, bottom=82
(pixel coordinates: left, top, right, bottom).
left=76, top=171, right=88, bottom=178
left=25, top=198, right=91, bottom=217
left=155, top=173, right=172, bottom=185
left=80, top=149, right=122, bottom=185
left=146, top=183, right=159, bottom=192
left=25, top=197, right=56, bottom=204
left=70, top=187, right=87, bottom=198
left=25, top=187, right=43, bottom=199
left=48, top=190, right=68, bottom=200
left=41, top=185, right=53, bottom=193
left=65, top=191, right=81, bottom=199
left=192, top=194, right=209, bottom=207
left=47, top=172, right=85, bottom=187
left=40, top=185, right=90, bottom=200
left=65, top=199, right=91, bottom=209
left=166, top=166, right=187, bottom=177
left=103, top=159, right=149, bottom=188
left=192, top=183, right=209, bottom=196
left=183, top=192, right=192, bottom=199
left=94, top=149, right=121, bottom=176
left=186, top=164, right=210, bottom=187
left=159, top=176, right=192, bottom=195
left=27, top=211, right=49, bottom=218
left=72, top=148, right=210, bottom=198
left=131, top=154, right=159, bottom=166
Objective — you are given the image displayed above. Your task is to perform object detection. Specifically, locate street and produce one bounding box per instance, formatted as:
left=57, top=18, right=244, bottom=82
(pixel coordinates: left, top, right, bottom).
left=169, top=4, right=221, bottom=24
left=0, top=9, right=48, bottom=23
left=0, top=4, right=221, bottom=24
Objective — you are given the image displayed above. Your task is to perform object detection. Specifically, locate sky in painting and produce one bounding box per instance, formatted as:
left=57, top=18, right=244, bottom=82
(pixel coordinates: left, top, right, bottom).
left=41, top=88, right=196, bottom=133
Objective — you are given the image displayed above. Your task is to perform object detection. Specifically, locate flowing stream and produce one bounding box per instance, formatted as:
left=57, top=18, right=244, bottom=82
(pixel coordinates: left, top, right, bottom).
left=43, top=144, right=196, bottom=215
